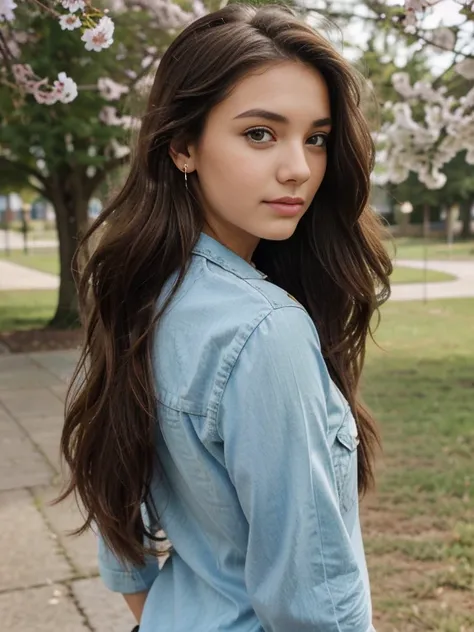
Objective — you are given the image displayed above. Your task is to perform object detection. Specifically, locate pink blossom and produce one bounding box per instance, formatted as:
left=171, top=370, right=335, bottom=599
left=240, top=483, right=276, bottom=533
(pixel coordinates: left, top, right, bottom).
left=12, top=64, right=35, bottom=84
left=97, top=77, right=129, bottom=101
left=59, top=13, right=81, bottom=30
left=81, top=16, right=114, bottom=52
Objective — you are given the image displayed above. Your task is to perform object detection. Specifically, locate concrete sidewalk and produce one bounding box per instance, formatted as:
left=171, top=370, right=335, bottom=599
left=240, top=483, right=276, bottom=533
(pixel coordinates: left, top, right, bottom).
left=0, top=230, right=58, bottom=251
left=0, top=260, right=59, bottom=291
left=391, top=259, right=474, bottom=301
left=0, top=351, right=136, bottom=632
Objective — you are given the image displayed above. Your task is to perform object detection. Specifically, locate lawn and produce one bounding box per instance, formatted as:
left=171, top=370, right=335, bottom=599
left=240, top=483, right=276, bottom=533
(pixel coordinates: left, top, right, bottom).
left=388, top=237, right=474, bottom=261
left=363, top=298, right=474, bottom=631
left=0, top=291, right=58, bottom=331
left=391, top=266, right=456, bottom=285
left=0, top=249, right=59, bottom=275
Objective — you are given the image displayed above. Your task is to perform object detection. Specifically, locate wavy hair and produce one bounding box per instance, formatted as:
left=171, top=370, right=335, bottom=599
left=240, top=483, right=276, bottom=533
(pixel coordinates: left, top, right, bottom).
left=58, top=3, right=392, bottom=565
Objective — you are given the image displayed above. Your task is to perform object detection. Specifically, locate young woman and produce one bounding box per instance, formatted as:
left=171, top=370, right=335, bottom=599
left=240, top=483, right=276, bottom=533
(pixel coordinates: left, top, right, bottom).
left=59, top=3, right=391, bottom=631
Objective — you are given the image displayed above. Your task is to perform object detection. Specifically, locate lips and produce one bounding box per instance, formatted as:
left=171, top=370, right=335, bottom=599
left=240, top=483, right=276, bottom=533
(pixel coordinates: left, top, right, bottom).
left=265, top=199, right=305, bottom=216
left=267, top=197, right=304, bottom=205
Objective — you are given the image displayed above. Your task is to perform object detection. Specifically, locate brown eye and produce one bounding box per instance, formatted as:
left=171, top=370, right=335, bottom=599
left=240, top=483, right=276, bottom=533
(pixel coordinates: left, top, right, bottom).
left=308, top=134, right=328, bottom=147
left=246, top=128, right=273, bottom=143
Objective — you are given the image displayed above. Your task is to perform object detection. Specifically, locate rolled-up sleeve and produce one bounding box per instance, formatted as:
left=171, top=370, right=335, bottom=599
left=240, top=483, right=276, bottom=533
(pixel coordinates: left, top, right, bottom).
left=217, top=306, right=372, bottom=632
left=97, top=504, right=159, bottom=594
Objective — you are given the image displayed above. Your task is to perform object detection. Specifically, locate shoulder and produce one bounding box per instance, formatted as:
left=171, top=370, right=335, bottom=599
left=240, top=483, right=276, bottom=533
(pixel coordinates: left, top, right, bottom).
left=153, top=254, right=321, bottom=413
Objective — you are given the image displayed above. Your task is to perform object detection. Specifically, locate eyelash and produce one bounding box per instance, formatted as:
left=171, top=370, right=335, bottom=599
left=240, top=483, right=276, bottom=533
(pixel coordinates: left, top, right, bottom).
left=244, top=127, right=329, bottom=147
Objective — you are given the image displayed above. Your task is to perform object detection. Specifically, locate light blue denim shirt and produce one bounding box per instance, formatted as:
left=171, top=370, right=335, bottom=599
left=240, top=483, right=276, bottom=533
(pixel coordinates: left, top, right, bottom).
left=98, top=232, right=375, bottom=632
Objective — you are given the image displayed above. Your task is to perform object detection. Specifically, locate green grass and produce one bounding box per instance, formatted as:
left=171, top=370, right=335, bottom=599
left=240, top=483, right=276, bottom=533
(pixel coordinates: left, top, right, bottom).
left=363, top=298, right=474, bottom=630
left=391, top=266, right=456, bottom=284
left=387, top=237, right=474, bottom=261
left=0, top=249, right=59, bottom=275
left=0, top=290, right=57, bottom=331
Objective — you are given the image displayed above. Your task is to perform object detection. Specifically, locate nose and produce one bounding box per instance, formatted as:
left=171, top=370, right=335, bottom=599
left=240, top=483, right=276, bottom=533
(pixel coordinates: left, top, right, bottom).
left=276, top=142, right=312, bottom=185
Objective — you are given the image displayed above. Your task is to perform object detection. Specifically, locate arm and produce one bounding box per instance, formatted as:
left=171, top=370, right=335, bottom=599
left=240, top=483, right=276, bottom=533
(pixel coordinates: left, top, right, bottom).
left=217, top=306, right=372, bottom=632
left=97, top=504, right=159, bottom=602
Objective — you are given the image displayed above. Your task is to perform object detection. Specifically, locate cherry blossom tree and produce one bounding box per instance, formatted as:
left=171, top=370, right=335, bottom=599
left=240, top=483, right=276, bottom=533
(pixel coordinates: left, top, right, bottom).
left=366, top=3, right=472, bottom=186
left=0, top=0, right=206, bottom=327
left=298, top=0, right=473, bottom=196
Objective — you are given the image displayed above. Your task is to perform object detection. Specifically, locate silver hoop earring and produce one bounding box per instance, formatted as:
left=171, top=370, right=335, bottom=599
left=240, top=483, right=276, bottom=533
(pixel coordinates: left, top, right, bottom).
left=184, top=164, right=188, bottom=190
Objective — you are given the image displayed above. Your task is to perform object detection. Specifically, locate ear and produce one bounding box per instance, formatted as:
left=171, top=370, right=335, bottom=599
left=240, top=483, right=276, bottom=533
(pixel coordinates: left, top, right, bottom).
left=169, top=139, right=196, bottom=174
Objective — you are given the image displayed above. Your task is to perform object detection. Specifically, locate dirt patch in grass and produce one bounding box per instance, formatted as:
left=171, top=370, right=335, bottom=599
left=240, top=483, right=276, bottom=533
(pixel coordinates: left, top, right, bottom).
left=0, top=327, right=83, bottom=353
left=362, top=512, right=474, bottom=631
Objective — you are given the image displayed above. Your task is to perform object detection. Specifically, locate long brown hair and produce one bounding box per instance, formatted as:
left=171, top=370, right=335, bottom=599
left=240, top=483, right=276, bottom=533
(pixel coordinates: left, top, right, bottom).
left=58, top=3, right=392, bottom=566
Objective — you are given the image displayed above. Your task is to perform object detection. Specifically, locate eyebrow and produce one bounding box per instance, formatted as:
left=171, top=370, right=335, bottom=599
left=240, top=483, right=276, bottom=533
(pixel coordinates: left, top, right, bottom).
left=233, top=109, right=332, bottom=128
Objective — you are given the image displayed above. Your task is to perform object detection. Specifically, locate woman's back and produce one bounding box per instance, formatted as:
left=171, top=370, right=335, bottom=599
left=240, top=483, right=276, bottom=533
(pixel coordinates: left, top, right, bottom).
left=59, top=4, right=392, bottom=629
left=98, top=232, right=374, bottom=631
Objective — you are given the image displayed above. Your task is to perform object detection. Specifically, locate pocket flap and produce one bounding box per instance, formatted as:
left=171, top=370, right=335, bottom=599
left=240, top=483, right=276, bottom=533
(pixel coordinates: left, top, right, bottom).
left=336, top=413, right=360, bottom=452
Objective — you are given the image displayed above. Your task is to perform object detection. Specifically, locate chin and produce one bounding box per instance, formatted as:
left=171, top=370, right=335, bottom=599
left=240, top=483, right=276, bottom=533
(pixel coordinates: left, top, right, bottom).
left=257, top=220, right=300, bottom=242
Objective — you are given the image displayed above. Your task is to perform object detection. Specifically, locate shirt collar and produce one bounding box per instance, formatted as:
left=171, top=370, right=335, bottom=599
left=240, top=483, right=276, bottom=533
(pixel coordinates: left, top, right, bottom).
left=192, top=232, right=267, bottom=280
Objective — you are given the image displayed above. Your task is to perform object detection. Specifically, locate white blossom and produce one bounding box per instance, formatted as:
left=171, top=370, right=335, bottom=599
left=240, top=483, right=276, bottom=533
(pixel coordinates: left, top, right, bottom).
left=0, top=0, right=17, bottom=22
left=59, top=13, right=81, bottom=30
left=97, top=77, right=129, bottom=101
left=81, top=16, right=115, bottom=52
left=192, top=0, right=207, bottom=17
left=99, top=106, right=140, bottom=130
left=65, top=134, right=75, bottom=153
left=53, top=72, right=78, bottom=103
left=99, top=106, right=121, bottom=126
left=60, top=0, right=85, bottom=12
left=109, top=139, right=131, bottom=159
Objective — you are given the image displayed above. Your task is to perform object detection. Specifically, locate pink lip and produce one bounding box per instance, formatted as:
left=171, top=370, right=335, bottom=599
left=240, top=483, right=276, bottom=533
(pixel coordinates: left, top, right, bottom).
left=268, top=197, right=304, bottom=204
left=265, top=200, right=304, bottom=216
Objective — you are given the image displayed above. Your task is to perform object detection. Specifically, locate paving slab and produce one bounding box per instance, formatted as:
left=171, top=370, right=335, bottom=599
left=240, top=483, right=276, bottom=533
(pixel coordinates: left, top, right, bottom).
left=0, top=387, right=64, bottom=419
left=0, top=411, right=54, bottom=490
left=0, top=584, right=89, bottom=632
left=0, top=489, right=73, bottom=591
left=0, top=354, right=39, bottom=373
left=30, top=350, right=80, bottom=382
left=0, top=367, right=63, bottom=391
left=35, top=485, right=99, bottom=577
left=50, top=382, right=68, bottom=402
left=72, top=577, right=137, bottom=632
left=17, top=415, right=65, bottom=472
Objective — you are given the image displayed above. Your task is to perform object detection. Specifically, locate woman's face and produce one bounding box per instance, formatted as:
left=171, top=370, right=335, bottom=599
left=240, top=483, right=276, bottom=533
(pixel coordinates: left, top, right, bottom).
left=182, top=60, right=331, bottom=261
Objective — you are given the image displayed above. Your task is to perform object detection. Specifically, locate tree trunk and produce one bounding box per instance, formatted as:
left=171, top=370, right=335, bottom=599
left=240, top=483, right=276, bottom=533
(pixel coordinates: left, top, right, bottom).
left=459, top=199, right=473, bottom=240
left=48, top=172, right=90, bottom=329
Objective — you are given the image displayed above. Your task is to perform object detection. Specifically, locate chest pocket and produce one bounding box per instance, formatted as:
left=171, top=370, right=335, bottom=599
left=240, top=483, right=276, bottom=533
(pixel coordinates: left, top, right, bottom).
left=331, top=410, right=360, bottom=514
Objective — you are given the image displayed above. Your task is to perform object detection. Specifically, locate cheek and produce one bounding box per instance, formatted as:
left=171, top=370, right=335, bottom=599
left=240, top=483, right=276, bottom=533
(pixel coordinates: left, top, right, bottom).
left=199, top=140, right=261, bottom=194
left=313, top=155, right=328, bottom=185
